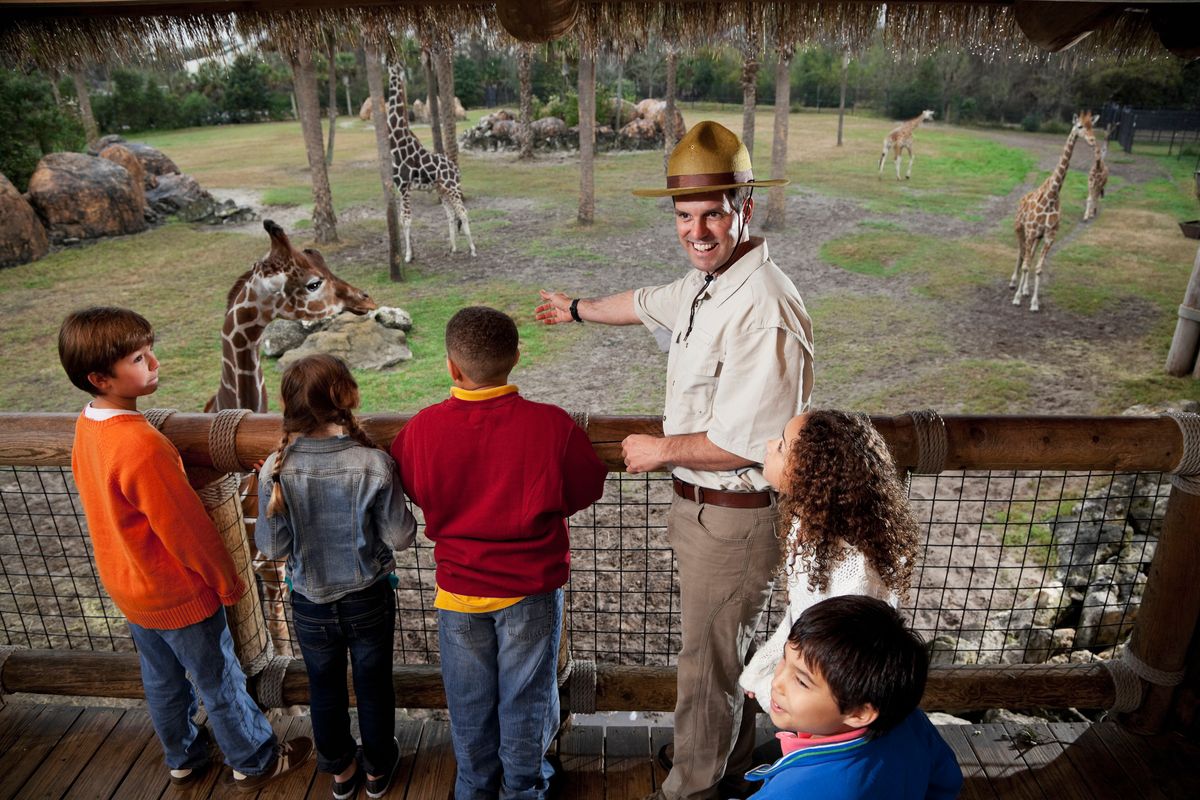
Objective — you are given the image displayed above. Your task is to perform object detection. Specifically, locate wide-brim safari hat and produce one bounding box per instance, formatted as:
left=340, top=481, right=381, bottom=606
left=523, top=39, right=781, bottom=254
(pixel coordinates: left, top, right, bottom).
left=632, top=120, right=789, bottom=198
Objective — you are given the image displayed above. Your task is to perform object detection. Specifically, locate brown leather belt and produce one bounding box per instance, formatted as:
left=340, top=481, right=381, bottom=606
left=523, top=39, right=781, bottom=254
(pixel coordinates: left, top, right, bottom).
left=672, top=477, right=773, bottom=509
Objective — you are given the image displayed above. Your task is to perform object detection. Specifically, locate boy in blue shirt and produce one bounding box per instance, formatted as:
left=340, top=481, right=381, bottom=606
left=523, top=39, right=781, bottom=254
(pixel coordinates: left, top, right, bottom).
left=746, top=595, right=962, bottom=799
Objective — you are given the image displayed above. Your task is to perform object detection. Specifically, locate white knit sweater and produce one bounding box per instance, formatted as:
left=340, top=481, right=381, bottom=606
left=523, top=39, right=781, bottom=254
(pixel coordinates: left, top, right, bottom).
left=739, top=524, right=898, bottom=712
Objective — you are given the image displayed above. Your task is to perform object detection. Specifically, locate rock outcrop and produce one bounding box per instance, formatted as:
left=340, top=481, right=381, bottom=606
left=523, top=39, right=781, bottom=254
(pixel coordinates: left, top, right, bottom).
left=265, top=306, right=414, bottom=366
left=26, top=152, right=148, bottom=243
left=277, top=311, right=413, bottom=372
left=145, top=173, right=255, bottom=225
left=98, top=144, right=147, bottom=215
left=0, top=173, right=49, bottom=267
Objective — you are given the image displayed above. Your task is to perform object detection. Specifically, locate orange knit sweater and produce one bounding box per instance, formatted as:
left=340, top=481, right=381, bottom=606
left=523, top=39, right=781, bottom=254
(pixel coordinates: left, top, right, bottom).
left=71, top=412, right=246, bottom=629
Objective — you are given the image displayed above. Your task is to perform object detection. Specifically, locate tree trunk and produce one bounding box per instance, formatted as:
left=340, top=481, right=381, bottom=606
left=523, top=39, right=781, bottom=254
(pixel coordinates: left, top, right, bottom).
left=663, top=49, right=679, bottom=171
left=740, top=31, right=759, bottom=160
left=518, top=46, right=534, bottom=160
left=422, top=46, right=444, bottom=154
left=765, top=45, right=793, bottom=232
left=325, top=35, right=338, bottom=165
left=837, top=48, right=849, bottom=147
left=290, top=43, right=338, bottom=244
left=72, top=69, right=98, bottom=144
left=365, top=44, right=403, bottom=281
left=434, top=40, right=459, bottom=166
left=577, top=51, right=595, bottom=225
left=49, top=69, right=63, bottom=108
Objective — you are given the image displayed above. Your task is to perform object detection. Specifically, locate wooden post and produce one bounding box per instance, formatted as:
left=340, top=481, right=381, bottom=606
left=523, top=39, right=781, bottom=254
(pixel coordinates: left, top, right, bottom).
left=1120, top=485, right=1200, bottom=734
left=1166, top=243, right=1200, bottom=376
left=577, top=49, right=595, bottom=225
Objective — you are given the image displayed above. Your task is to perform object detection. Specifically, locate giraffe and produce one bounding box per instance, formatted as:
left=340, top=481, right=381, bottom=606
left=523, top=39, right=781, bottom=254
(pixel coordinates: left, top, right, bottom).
left=386, top=63, right=476, bottom=263
left=878, top=109, right=935, bottom=180
left=1010, top=111, right=1096, bottom=312
left=209, top=219, right=376, bottom=655
left=1084, top=134, right=1109, bottom=222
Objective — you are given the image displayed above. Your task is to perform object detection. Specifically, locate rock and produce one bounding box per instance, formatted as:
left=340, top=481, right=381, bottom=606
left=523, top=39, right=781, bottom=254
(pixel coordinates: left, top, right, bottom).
left=619, top=118, right=661, bottom=149
left=927, top=712, right=973, bottom=726
left=492, top=119, right=519, bottom=141
left=928, top=634, right=960, bottom=667
left=1122, top=400, right=1200, bottom=415
left=1074, top=585, right=1135, bottom=649
left=411, top=98, right=427, bottom=123
left=650, top=104, right=686, bottom=138
left=121, top=142, right=180, bottom=182
left=98, top=144, right=147, bottom=212
left=0, top=173, right=49, bottom=268
left=145, top=173, right=216, bottom=219
left=982, top=708, right=1055, bottom=726
left=531, top=116, right=567, bottom=141
left=606, top=97, right=638, bottom=128
left=453, top=96, right=467, bottom=120
left=372, top=306, right=413, bottom=331
left=1053, top=520, right=1127, bottom=588
left=86, top=134, right=126, bottom=155
left=261, top=319, right=310, bottom=358
left=26, top=152, right=148, bottom=243
left=1031, top=583, right=1070, bottom=628
left=277, top=312, right=413, bottom=371
left=635, top=98, right=663, bottom=119
left=359, top=97, right=382, bottom=121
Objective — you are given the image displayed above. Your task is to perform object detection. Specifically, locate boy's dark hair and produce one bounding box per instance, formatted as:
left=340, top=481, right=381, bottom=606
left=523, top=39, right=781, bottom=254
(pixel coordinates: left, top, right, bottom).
left=787, top=595, right=928, bottom=737
left=58, top=307, right=155, bottom=395
left=445, top=306, right=518, bottom=384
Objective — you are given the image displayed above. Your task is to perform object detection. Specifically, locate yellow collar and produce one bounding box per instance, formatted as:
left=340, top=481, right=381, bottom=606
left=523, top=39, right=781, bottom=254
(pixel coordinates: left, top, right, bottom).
left=450, top=384, right=519, bottom=401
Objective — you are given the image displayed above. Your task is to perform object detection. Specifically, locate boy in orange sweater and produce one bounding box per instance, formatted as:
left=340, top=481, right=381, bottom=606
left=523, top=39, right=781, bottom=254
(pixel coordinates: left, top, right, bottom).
left=59, top=307, right=312, bottom=792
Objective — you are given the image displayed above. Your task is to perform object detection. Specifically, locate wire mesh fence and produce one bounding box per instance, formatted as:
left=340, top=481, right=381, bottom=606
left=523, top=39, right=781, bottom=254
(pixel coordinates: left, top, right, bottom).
left=0, top=464, right=1171, bottom=674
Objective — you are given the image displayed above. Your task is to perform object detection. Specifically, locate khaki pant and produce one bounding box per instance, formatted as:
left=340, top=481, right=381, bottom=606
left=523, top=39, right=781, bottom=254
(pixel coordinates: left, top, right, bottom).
left=660, top=495, right=780, bottom=800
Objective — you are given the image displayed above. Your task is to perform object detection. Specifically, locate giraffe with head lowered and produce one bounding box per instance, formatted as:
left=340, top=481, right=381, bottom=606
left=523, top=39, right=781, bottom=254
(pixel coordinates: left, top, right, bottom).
left=1084, top=134, right=1109, bottom=222
left=878, top=109, right=935, bottom=180
left=386, top=63, right=475, bottom=263
left=1010, top=111, right=1096, bottom=312
left=209, top=219, right=375, bottom=656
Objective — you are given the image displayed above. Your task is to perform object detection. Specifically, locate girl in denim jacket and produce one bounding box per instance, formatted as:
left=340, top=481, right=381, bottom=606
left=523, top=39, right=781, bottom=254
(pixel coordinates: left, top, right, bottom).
left=257, top=354, right=416, bottom=800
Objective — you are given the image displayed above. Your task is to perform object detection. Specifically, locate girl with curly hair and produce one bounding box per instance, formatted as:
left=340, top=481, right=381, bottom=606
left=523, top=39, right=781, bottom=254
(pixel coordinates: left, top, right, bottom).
left=739, top=409, right=920, bottom=711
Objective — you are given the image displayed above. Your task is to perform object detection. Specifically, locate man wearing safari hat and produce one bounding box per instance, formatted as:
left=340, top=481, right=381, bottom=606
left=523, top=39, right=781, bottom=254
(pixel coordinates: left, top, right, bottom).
left=536, top=120, right=813, bottom=799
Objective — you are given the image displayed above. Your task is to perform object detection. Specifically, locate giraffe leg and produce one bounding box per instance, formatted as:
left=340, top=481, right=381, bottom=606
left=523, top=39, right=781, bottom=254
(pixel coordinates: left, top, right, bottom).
left=878, top=143, right=888, bottom=179
left=1029, top=236, right=1054, bottom=312
left=453, top=195, right=476, bottom=257
left=894, top=151, right=902, bottom=181
left=1084, top=194, right=1095, bottom=221
left=400, top=186, right=414, bottom=263
left=906, top=147, right=915, bottom=179
left=1013, top=239, right=1034, bottom=305
left=440, top=193, right=458, bottom=253
left=1010, top=232, right=1024, bottom=290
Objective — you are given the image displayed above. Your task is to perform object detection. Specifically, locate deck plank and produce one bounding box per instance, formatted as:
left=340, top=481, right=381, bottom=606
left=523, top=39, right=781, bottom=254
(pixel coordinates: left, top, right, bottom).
left=406, top=721, right=455, bottom=800
left=0, top=705, right=83, bottom=799
left=110, top=723, right=174, bottom=800
left=559, top=726, right=604, bottom=800
left=0, top=704, right=46, bottom=755
left=603, top=726, right=653, bottom=800
left=1092, top=721, right=1200, bottom=800
left=62, top=708, right=158, bottom=800
left=962, top=722, right=1046, bottom=800
left=937, top=724, right=998, bottom=800
left=1002, top=723, right=1091, bottom=800
left=649, top=726, right=672, bottom=790
left=19, top=707, right=124, bottom=800
left=1050, top=723, right=1145, bottom=800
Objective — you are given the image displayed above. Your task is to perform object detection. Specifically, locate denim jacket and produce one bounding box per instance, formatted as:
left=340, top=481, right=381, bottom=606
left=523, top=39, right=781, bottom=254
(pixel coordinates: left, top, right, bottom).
left=256, top=435, right=416, bottom=604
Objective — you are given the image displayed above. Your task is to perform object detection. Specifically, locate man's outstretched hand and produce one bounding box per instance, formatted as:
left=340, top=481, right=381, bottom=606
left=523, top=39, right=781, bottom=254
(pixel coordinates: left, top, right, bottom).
left=535, top=290, right=573, bottom=325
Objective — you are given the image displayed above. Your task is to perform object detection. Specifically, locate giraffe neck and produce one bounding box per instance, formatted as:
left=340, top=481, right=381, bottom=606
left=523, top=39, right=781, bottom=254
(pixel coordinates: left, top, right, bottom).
left=214, top=284, right=270, bottom=412
left=1047, top=128, right=1079, bottom=198
left=387, top=72, right=417, bottom=148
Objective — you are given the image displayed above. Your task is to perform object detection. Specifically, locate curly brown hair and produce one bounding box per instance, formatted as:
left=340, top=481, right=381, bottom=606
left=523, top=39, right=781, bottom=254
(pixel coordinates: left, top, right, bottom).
left=776, top=409, right=918, bottom=599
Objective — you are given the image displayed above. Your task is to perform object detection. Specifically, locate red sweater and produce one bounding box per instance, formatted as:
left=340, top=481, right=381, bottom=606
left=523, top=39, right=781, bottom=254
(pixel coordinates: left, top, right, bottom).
left=391, top=390, right=608, bottom=597
left=71, top=412, right=246, bottom=629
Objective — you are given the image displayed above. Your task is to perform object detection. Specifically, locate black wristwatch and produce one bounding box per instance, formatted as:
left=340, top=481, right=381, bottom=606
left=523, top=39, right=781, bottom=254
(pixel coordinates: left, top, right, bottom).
left=570, top=298, right=583, bottom=323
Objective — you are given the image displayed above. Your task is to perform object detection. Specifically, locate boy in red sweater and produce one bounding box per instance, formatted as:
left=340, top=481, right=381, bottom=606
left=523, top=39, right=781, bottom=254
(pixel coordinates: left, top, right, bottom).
left=58, top=307, right=312, bottom=792
left=391, top=306, right=608, bottom=800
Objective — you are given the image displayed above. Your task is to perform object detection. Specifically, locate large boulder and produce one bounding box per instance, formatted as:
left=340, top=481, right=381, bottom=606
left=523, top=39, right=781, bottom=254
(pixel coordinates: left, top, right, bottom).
left=619, top=117, right=661, bottom=149
left=26, top=152, right=148, bottom=243
left=531, top=116, right=567, bottom=141
left=122, top=143, right=180, bottom=184
left=86, top=134, right=127, bottom=155
left=277, top=312, right=412, bottom=371
left=635, top=98, right=663, bottom=119
left=606, top=97, right=638, bottom=128
left=145, top=172, right=255, bottom=225
left=99, top=144, right=147, bottom=213
left=0, top=173, right=49, bottom=267
left=651, top=105, right=687, bottom=138
left=359, top=97, right=379, bottom=121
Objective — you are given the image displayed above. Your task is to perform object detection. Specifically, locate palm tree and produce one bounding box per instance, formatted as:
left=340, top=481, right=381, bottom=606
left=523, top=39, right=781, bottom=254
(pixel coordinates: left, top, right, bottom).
left=325, top=31, right=338, bottom=165
left=364, top=43, right=403, bottom=280
left=837, top=47, right=850, bottom=147
left=290, top=42, right=338, bottom=243
left=765, top=44, right=793, bottom=231
left=421, top=44, right=444, bottom=153
left=741, top=27, right=760, bottom=160
left=518, top=45, right=534, bottom=160
left=72, top=68, right=98, bottom=143
left=577, top=49, right=595, bottom=225
left=663, top=47, right=679, bottom=171
left=433, top=34, right=458, bottom=166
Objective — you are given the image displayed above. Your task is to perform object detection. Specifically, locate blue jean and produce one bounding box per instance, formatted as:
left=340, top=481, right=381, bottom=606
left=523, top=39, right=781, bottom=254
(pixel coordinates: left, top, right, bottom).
left=129, top=607, right=277, bottom=775
left=292, top=578, right=398, bottom=775
left=438, top=589, right=562, bottom=800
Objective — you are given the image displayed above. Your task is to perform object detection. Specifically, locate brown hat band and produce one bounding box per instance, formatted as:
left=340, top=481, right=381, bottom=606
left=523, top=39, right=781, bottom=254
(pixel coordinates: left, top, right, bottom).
left=666, top=172, right=746, bottom=189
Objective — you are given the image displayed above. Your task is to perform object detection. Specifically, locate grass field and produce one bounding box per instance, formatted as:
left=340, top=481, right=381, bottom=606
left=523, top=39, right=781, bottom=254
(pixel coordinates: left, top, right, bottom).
left=1, top=106, right=1198, bottom=416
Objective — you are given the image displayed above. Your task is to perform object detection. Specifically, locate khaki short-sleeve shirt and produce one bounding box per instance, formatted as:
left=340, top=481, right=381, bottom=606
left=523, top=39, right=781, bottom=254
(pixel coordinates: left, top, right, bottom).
left=633, top=238, right=814, bottom=491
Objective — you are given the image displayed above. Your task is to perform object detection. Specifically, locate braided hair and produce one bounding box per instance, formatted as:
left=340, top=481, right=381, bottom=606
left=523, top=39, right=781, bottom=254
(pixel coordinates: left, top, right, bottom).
left=266, top=354, right=379, bottom=517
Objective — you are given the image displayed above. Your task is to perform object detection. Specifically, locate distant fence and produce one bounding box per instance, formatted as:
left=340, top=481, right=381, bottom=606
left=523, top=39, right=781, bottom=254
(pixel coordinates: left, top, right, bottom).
left=1, top=412, right=1199, bottom=733
left=1099, top=103, right=1200, bottom=157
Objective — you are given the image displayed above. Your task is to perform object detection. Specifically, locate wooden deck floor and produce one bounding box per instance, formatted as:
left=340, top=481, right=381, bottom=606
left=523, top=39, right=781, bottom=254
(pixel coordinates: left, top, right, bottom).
left=2, top=702, right=1199, bottom=799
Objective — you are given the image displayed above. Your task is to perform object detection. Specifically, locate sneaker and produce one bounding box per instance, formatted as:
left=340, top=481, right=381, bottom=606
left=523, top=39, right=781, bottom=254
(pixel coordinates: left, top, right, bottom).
left=364, top=737, right=401, bottom=799
left=228, top=736, right=315, bottom=792
left=331, top=764, right=362, bottom=800
left=169, top=727, right=215, bottom=785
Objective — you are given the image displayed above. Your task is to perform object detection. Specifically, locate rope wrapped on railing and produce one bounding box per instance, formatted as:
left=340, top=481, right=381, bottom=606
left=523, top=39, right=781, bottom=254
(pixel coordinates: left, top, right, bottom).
left=1103, top=649, right=1188, bottom=713
left=254, top=654, right=292, bottom=710
left=209, top=408, right=252, bottom=474
left=1167, top=412, right=1200, bottom=495
left=906, top=409, right=947, bottom=475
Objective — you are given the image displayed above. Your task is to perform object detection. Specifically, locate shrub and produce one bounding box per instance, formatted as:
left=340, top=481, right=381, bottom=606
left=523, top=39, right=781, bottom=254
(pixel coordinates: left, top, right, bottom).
left=1021, top=113, right=1041, bottom=132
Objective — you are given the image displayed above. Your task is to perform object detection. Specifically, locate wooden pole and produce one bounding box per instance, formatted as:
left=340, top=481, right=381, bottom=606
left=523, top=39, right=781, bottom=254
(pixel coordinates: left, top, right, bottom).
left=0, top=413, right=1188, bottom=475
left=0, top=650, right=1116, bottom=713
left=577, top=49, right=595, bottom=225
left=1165, top=243, right=1200, bottom=376
left=1119, top=485, right=1200, bottom=734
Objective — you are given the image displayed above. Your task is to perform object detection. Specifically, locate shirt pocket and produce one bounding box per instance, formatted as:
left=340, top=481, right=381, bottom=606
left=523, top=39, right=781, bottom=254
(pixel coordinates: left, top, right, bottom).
left=672, top=331, right=722, bottom=419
